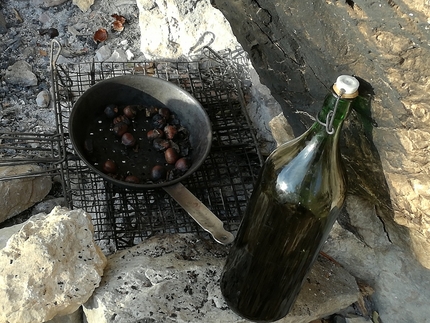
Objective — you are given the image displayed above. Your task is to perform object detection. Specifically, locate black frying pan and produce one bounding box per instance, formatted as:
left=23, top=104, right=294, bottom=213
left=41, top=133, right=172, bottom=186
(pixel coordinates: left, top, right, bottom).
left=69, top=75, right=233, bottom=244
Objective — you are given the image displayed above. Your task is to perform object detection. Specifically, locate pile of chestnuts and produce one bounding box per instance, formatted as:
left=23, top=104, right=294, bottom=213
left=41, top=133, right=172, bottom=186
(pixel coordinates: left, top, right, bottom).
left=85, top=102, right=193, bottom=185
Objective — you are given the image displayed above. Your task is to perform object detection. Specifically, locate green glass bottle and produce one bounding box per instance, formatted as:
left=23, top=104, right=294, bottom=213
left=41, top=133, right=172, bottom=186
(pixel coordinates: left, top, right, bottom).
left=220, top=75, right=360, bottom=322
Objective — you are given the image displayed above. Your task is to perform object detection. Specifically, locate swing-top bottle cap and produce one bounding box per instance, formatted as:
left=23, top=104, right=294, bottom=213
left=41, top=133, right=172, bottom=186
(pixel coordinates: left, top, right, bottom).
left=333, top=75, right=359, bottom=99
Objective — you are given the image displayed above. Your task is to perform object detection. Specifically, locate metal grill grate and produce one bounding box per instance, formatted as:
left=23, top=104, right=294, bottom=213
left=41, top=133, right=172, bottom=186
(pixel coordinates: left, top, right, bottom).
left=50, top=46, right=263, bottom=251
left=0, top=132, right=64, bottom=179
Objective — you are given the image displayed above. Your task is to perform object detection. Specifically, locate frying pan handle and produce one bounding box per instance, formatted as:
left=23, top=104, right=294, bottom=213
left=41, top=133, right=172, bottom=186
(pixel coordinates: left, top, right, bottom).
left=163, top=183, right=235, bottom=245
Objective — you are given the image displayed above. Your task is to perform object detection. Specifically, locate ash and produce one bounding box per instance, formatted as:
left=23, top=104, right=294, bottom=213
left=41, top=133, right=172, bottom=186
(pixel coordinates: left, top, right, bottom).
left=0, top=0, right=144, bottom=133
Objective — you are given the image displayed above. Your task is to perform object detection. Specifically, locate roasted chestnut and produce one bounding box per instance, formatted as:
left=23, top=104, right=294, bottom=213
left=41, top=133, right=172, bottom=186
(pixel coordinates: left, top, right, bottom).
left=111, top=14, right=126, bottom=33
left=112, top=122, right=128, bottom=137
left=152, top=114, right=166, bottom=129
left=104, top=104, right=118, bottom=118
left=123, top=105, right=138, bottom=119
left=175, top=157, right=191, bottom=172
left=147, top=129, right=164, bottom=141
left=153, top=138, right=170, bottom=151
left=93, top=28, right=108, bottom=43
left=164, top=125, right=177, bottom=140
left=121, top=132, right=136, bottom=147
left=102, top=159, right=117, bottom=173
left=164, top=147, right=179, bottom=165
left=158, top=107, right=171, bottom=119
left=90, top=101, right=193, bottom=185
left=151, top=165, right=167, bottom=181
left=125, top=175, right=140, bottom=183
left=113, top=115, right=131, bottom=125
left=145, top=105, right=159, bottom=117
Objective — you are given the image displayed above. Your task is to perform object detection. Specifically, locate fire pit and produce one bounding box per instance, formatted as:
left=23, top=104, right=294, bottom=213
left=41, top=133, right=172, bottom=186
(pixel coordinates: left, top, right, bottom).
left=49, top=47, right=262, bottom=252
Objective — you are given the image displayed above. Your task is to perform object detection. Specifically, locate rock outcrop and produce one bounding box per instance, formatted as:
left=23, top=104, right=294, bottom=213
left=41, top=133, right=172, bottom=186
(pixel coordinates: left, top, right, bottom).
left=0, top=207, right=107, bottom=323
left=136, top=0, right=241, bottom=59
left=83, top=233, right=359, bottom=323
left=210, top=0, right=430, bottom=270
left=323, top=195, right=430, bottom=323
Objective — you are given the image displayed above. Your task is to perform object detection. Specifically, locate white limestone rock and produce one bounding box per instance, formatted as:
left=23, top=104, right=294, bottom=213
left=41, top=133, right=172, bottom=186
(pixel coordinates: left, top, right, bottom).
left=83, top=234, right=234, bottom=323
left=83, top=233, right=359, bottom=323
left=137, top=0, right=242, bottom=59
left=0, top=216, right=83, bottom=323
left=4, top=60, right=38, bottom=86
left=107, top=49, right=128, bottom=62
left=46, top=307, right=84, bottom=323
left=0, top=164, right=52, bottom=223
left=72, top=0, right=94, bottom=12
left=269, top=113, right=295, bottom=148
left=0, top=222, right=25, bottom=250
left=0, top=207, right=107, bottom=323
left=36, top=89, right=51, bottom=108
left=95, top=45, right=112, bottom=62
left=286, top=257, right=359, bottom=323
left=245, top=68, right=284, bottom=155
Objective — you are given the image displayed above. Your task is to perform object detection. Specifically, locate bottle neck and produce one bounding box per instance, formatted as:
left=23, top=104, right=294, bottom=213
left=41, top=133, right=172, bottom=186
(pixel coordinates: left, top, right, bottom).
left=316, top=90, right=354, bottom=135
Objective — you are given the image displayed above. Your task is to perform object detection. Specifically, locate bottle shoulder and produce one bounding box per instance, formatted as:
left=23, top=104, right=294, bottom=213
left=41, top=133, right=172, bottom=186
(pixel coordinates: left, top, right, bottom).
left=268, top=126, right=326, bottom=167
left=259, top=126, right=345, bottom=209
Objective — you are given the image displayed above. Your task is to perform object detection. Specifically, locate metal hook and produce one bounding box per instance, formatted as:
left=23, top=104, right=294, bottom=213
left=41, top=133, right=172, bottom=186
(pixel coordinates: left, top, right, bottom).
left=50, top=39, right=62, bottom=69
left=316, top=88, right=345, bottom=135
left=50, top=39, right=73, bottom=88
left=325, top=110, right=335, bottom=134
left=202, top=46, right=235, bottom=77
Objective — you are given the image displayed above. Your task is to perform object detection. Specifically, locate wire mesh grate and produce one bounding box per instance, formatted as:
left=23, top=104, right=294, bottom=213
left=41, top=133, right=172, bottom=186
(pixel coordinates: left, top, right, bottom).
left=0, top=131, right=65, bottom=181
left=1, top=47, right=262, bottom=252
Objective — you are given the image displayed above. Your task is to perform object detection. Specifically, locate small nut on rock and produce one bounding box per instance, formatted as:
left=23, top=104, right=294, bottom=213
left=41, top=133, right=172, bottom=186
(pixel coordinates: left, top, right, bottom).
left=93, top=28, right=108, bottom=43
left=111, top=14, right=126, bottom=32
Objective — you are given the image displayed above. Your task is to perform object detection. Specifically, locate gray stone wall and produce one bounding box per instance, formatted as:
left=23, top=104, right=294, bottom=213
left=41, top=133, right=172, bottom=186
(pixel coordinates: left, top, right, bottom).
left=212, top=0, right=430, bottom=268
